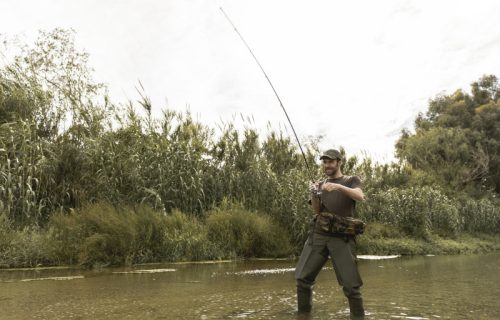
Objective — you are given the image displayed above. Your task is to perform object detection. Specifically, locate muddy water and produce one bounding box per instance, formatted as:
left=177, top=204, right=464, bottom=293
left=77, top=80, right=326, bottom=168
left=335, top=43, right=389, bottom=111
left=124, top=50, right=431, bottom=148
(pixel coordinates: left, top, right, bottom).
left=0, top=253, right=499, bottom=319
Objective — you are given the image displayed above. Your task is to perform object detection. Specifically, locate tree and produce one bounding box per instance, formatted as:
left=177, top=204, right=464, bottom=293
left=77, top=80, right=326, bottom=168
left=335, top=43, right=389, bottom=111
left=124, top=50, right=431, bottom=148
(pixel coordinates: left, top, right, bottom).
left=2, top=28, right=109, bottom=141
left=396, top=75, right=500, bottom=196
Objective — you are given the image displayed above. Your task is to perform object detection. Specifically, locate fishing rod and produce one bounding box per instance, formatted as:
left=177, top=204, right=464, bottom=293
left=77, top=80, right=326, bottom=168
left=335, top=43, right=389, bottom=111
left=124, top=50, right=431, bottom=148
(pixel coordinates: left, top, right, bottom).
left=219, top=7, right=315, bottom=182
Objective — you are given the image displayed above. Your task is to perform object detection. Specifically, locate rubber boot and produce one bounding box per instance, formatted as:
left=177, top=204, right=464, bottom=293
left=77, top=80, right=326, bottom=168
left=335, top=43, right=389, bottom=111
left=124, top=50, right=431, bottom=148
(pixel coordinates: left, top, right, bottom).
left=348, top=298, right=365, bottom=319
left=297, top=287, right=312, bottom=313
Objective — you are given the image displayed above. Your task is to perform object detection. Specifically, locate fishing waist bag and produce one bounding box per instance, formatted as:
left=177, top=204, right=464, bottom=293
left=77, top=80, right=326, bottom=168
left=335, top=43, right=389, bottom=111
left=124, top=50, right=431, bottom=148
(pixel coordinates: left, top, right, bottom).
left=317, top=212, right=366, bottom=236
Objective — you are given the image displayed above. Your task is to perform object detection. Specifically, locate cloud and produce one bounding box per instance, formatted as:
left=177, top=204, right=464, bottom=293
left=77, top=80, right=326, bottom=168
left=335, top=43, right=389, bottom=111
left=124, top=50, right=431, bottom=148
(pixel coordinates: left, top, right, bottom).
left=2, top=0, right=500, bottom=163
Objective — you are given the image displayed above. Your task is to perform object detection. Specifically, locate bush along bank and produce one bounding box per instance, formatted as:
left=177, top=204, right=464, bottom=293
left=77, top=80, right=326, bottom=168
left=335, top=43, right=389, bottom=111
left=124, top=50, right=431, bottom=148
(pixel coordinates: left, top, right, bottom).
left=356, top=223, right=500, bottom=256
left=354, top=186, right=500, bottom=256
left=0, top=202, right=293, bottom=268
left=1, top=200, right=499, bottom=269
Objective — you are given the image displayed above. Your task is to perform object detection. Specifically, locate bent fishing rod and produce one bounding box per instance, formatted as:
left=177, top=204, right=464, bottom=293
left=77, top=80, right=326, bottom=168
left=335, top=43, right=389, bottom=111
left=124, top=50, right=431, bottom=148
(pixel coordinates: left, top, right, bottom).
left=219, top=7, right=316, bottom=182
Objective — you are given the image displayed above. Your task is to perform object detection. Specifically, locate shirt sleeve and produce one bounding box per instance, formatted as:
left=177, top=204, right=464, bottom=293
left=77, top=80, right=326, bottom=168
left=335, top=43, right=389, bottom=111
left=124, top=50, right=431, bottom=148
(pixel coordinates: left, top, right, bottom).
left=350, top=176, right=362, bottom=189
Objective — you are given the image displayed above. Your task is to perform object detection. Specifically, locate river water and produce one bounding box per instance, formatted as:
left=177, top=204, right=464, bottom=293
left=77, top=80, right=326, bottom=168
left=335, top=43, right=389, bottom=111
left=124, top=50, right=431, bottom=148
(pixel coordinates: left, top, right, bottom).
left=1, top=253, right=498, bottom=319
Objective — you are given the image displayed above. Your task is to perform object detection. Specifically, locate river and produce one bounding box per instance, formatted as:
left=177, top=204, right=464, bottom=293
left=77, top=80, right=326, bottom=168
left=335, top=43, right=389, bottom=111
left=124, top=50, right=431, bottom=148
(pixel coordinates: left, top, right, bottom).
left=1, top=253, right=499, bottom=319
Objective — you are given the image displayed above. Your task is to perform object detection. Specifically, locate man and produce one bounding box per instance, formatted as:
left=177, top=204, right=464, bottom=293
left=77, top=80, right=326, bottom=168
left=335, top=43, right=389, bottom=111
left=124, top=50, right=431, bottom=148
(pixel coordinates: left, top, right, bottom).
left=295, top=149, right=366, bottom=319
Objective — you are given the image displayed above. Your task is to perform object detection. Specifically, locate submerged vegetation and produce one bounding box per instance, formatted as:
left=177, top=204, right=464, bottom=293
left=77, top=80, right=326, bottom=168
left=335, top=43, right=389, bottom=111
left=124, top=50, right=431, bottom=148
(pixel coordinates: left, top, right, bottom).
left=0, top=29, right=499, bottom=268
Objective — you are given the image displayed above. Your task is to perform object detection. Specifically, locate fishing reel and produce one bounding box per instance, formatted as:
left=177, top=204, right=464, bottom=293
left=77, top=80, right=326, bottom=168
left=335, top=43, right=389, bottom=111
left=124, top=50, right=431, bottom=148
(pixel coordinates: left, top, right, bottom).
left=313, top=189, right=323, bottom=199
left=311, top=184, right=322, bottom=199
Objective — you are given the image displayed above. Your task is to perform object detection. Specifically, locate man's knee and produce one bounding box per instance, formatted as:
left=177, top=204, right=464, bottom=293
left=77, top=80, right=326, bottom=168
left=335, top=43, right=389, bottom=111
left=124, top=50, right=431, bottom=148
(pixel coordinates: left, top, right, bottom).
left=294, top=253, right=324, bottom=287
left=296, top=277, right=314, bottom=290
left=343, top=286, right=362, bottom=299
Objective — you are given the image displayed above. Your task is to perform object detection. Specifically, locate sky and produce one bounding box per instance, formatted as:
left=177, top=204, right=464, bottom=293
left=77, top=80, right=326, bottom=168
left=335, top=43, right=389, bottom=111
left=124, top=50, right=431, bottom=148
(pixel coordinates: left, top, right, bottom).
left=1, top=0, right=500, bottom=162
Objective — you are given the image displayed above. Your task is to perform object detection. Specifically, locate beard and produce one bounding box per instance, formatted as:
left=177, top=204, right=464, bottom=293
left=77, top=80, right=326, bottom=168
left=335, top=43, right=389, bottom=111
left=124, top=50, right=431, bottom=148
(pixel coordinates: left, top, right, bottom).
left=324, top=166, right=338, bottom=177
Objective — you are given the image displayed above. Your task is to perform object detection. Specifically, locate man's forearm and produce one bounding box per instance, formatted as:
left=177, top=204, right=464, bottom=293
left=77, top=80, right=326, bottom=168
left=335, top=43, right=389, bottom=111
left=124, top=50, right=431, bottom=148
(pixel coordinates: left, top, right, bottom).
left=338, top=186, right=364, bottom=201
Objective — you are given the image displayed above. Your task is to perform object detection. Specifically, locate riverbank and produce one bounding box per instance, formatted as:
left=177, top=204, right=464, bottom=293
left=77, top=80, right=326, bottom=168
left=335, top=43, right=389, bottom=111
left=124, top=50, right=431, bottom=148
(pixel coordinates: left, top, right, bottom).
left=357, top=232, right=500, bottom=256
left=1, top=222, right=498, bottom=269
left=354, top=222, right=500, bottom=255
left=1, top=203, right=498, bottom=269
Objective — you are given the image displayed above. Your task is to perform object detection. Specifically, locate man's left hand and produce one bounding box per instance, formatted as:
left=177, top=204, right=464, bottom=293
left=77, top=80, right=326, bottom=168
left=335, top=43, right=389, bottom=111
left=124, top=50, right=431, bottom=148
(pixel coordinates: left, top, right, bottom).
left=322, top=182, right=342, bottom=192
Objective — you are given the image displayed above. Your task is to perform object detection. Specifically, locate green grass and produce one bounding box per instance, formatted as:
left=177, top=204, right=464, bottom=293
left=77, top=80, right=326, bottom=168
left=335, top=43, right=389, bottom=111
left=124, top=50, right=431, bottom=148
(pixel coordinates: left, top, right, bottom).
left=206, top=202, right=293, bottom=258
left=357, top=222, right=500, bottom=255
left=47, top=203, right=220, bottom=267
left=1, top=213, right=498, bottom=269
left=0, top=202, right=294, bottom=268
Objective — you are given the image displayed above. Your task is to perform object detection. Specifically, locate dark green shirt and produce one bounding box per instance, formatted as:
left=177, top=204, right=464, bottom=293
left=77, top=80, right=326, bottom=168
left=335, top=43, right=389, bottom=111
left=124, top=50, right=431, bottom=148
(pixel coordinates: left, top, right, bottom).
left=313, top=175, right=362, bottom=235
left=318, top=175, right=362, bottom=218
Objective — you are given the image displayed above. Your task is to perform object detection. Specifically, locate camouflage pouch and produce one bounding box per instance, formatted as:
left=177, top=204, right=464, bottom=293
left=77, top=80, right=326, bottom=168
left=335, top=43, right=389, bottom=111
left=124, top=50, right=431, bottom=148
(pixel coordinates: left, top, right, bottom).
left=317, top=212, right=334, bottom=234
left=318, top=212, right=366, bottom=236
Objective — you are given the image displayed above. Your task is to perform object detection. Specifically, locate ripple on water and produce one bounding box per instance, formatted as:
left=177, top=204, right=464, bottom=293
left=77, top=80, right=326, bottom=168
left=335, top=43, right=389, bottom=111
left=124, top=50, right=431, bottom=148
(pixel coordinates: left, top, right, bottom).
left=389, top=317, right=429, bottom=320
left=357, top=255, right=400, bottom=260
left=20, top=276, right=84, bottom=282
left=112, top=268, right=176, bottom=274
left=226, top=266, right=337, bottom=276
left=229, top=268, right=295, bottom=275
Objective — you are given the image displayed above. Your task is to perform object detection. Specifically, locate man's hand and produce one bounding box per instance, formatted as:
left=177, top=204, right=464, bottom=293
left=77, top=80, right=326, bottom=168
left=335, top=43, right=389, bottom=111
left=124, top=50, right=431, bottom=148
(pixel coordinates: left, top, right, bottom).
left=310, top=182, right=320, bottom=194
left=322, top=182, right=365, bottom=201
left=322, top=182, right=341, bottom=192
left=309, top=182, right=321, bottom=214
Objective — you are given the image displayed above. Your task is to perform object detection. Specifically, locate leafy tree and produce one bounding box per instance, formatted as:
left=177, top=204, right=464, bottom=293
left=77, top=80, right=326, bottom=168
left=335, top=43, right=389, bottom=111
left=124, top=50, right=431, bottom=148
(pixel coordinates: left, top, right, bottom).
left=396, top=75, right=500, bottom=196
left=3, top=28, right=109, bottom=141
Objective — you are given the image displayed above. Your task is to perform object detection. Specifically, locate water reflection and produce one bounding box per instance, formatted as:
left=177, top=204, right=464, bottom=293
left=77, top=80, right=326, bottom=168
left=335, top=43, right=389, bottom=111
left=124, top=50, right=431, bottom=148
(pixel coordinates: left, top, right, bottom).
left=0, top=253, right=498, bottom=319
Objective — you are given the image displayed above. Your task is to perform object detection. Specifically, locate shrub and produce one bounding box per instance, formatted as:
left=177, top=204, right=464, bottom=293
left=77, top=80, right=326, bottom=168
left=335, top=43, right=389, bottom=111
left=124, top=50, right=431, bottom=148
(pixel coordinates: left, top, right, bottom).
left=206, top=202, right=292, bottom=258
left=0, top=214, right=13, bottom=252
left=6, top=227, right=57, bottom=267
left=49, top=203, right=169, bottom=267
left=0, top=214, right=57, bottom=267
left=47, top=203, right=224, bottom=266
left=161, top=210, right=220, bottom=261
left=459, top=197, right=500, bottom=233
left=359, top=186, right=460, bottom=238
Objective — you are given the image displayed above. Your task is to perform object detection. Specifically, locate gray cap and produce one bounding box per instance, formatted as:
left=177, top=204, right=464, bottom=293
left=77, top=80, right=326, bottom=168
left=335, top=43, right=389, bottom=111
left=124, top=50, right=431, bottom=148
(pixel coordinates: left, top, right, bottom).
left=319, top=149, right=341, bottom=160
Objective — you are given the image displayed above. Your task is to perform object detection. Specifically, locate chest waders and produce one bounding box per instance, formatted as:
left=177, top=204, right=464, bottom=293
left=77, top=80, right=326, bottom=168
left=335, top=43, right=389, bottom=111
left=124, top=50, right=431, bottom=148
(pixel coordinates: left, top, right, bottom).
left=295, top=232, right=365, bottom=317
left=295, top=191, right=365, bottom=317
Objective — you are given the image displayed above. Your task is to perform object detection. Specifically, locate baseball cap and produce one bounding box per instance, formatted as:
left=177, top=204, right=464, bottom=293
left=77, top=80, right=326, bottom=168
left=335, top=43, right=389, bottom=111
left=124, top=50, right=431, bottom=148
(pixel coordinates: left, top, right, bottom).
left=319, top=149, right=341, bottom=160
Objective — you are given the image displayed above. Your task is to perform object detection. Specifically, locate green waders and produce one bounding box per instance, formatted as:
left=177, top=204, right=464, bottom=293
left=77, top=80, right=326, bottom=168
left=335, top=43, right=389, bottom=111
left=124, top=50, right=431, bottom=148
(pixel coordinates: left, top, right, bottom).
left=295, top=232, right=365, bottom=318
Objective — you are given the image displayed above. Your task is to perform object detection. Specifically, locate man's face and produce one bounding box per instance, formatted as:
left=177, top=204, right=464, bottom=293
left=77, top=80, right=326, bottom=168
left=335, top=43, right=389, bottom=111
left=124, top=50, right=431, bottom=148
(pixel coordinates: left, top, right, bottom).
left=322, top=158, right=340, bottom=177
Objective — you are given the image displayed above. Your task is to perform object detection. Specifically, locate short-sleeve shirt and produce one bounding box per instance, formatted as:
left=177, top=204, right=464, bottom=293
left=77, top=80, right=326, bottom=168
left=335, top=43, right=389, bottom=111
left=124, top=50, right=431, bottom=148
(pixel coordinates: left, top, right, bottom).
left=318, top=175, right=362, bottom=218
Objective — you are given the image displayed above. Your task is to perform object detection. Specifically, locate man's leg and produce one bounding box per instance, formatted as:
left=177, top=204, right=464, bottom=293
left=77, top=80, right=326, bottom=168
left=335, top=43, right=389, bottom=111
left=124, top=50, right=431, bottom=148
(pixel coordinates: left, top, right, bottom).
left=294, top=236, right=329, bottom=313
left=327, top=237, right=365, bottom=318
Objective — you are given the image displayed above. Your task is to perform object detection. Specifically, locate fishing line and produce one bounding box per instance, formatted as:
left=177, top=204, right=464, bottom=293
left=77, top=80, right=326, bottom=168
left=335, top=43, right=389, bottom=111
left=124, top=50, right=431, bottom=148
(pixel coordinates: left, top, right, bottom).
left=219, top=7, right=315, bottom=181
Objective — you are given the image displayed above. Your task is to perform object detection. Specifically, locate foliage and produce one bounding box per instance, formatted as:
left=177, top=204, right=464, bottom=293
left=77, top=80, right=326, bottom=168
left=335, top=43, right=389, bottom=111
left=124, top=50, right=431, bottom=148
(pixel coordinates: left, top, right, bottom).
left=357, top=228, right=500, bottom=255
left=0, top=214, right=13, bottom=254
left=7, top=199, right=294, bottom=267
left=4, top=28, right=108, bottom=140
left=162, top=209, right=220, bottom=261
left=396, top=75, right=500, bottom=195
left=0, top=29, right=499, bottom=268
left=49, top=203, right=173, bottom=267
left=458, top=197, right=500, bottom=233
left=206, top=201, right=292, bottom=258
left=358, top=186, right=460, bottom=238
left=0, top=213, right=56, bottom=267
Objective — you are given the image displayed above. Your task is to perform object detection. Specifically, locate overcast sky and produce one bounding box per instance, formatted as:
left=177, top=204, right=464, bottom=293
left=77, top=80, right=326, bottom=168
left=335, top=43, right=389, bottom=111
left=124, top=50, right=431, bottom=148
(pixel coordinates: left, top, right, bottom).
left=1, top=0, right=500, bottom=162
